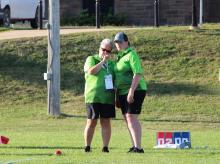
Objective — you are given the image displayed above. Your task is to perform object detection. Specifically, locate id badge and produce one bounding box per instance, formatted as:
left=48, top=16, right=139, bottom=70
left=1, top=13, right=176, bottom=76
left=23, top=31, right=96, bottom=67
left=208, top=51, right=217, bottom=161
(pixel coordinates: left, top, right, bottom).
left=104, top=74, right=113, bottom=90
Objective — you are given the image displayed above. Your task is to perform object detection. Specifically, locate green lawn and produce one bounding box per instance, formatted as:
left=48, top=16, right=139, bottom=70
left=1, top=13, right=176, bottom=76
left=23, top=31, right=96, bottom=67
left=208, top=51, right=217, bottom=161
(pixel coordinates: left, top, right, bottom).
left=0, top=116, right=220, bottom=164
left=0, top=27, right=10, bottom=32
left=0, top=24, right=220, bottom=163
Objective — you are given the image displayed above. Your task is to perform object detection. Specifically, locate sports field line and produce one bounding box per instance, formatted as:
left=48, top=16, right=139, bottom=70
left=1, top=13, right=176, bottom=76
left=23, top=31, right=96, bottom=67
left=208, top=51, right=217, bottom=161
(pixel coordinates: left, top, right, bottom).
left=1, top=157, right=33, bottom=164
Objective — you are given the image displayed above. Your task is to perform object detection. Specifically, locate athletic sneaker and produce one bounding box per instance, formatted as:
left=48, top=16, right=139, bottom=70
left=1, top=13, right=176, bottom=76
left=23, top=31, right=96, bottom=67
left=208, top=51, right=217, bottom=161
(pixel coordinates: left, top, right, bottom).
left=133, top=147, right=144, bottom=153
left=127, top=146, right=135, bottom=153
left=84, top=146, right=91, bottom=152
left=102, top=146, right=109, bottom=153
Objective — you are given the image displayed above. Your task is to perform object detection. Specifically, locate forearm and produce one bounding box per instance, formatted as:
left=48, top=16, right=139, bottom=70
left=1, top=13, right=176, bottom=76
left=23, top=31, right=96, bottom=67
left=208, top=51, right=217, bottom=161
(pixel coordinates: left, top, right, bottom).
left=87, top=60, right=105, bottom=74
left=129, top=74, right=141, bottom=93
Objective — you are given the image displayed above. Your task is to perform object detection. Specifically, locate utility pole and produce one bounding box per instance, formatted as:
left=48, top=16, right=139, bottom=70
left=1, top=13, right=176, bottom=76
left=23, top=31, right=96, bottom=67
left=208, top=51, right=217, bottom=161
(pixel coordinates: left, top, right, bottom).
left=96, top=0, right=100, bottom=29
left=199, top=0, right=203, bottom=26
left=46, top=0, right=60, bottom=116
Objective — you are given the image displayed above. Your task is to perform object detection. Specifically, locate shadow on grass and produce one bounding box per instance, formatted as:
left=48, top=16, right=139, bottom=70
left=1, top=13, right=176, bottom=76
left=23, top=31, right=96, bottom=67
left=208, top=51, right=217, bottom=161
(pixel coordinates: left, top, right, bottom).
left=166, top=28, right=220, bottom=36
left=0, top=153, right=53, bottom=156
left=59, top=113, right=86, bottom=119
left=0, top=146, right=83, bottom=157
left=144, top=148, right=220, bottom=155
left=0, top=47, right=85, bottom=95
left=194, top=28, right=220, bottom=36
left=0, top=146, right=82, bottom=150
left=113, top=118, right=220, bottom=123
left=141, top=118, right=220, bottom=124
left=147, top=81, right=219, bottom=96
left=53, top=115, right=220, bottom=123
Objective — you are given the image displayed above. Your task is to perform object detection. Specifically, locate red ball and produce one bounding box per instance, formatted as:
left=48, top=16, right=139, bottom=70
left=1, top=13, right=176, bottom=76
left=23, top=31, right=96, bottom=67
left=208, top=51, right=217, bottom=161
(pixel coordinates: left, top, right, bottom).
left=55, top=149, right=62, bottom=155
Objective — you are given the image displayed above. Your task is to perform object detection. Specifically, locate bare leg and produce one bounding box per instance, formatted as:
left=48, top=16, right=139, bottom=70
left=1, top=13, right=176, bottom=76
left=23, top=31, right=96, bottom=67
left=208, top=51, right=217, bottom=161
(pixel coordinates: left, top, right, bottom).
left=123, top=115, right=134, bottom=147
left=125, top=113, right=142, bottom=149
left=84, top=119, right=98, bottom=146
left=100, top=118, right=111, bottom=147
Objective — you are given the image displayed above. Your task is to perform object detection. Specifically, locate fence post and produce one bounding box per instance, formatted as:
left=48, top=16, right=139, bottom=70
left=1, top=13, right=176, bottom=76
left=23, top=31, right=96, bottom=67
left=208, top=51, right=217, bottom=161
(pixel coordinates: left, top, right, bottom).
left=199, top=0, right=203, bottom=25
left=96, top=0, right=100, bottom=29
left=38, top=0, right=43, bottom=29
left=191, top=0, right=198, bottom=28
left=154, top=0, right=159, bottom=27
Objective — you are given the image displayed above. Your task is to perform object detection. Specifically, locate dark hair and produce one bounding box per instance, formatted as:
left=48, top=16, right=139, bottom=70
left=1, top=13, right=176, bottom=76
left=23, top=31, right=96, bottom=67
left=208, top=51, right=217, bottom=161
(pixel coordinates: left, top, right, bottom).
left=123, top=33, right=128, bottom=41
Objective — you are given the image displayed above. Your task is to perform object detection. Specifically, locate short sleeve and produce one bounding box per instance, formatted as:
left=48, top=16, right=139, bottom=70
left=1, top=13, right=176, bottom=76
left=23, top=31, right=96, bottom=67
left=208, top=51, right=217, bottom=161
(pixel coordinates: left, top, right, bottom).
left=129, top=52, right=143, bottom=74
left=84, top=56, right=95, bottom=73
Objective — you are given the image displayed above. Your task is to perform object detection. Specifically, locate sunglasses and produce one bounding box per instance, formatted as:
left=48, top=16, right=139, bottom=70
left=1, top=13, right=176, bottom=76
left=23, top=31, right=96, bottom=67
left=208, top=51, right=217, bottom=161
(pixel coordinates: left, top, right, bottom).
left=101, top=47, right=111, bottom=53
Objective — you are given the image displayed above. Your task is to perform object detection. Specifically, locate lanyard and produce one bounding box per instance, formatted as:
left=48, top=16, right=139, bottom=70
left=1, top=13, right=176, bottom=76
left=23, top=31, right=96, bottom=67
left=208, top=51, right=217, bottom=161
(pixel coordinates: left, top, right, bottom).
left=102, top=62, right=109, bottom=74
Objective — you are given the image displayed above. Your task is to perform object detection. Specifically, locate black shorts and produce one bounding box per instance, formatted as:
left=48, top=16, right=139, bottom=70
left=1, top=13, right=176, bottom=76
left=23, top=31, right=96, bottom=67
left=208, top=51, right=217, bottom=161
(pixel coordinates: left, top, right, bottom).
left=119, top=90, right=146, bottom=115
left=86, top=103, right=116, bottom=119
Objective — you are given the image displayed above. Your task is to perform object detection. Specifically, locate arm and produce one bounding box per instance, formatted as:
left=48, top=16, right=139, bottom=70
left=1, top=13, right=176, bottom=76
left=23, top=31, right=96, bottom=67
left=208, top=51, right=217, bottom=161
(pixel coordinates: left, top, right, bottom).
left=87, top=60, right=105, bottom=74
left=87, top=55, right=110, bottom=75
left=127, top=51, right=143, bottom=103
left=127, top=74, right=141, bottom=104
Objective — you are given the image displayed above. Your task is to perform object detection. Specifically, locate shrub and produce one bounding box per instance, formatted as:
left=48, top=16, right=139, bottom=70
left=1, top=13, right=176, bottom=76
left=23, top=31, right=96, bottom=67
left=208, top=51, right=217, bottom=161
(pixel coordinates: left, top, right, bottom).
left=61, top=10, right=127, bottom=26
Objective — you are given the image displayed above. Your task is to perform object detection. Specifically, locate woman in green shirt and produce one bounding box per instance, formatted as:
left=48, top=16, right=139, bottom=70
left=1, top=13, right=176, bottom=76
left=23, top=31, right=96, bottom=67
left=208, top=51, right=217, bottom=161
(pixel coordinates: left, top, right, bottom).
left=84, top=39, right=115, bottom=153
left=114, top=32, right=147, bottom=153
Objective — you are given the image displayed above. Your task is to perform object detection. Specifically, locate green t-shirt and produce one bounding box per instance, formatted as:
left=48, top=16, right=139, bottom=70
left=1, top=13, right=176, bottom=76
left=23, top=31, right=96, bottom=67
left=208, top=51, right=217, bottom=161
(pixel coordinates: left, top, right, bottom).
left=114, top=47, right=147, bottom=95
left=84, top=54, right=115, bottom=104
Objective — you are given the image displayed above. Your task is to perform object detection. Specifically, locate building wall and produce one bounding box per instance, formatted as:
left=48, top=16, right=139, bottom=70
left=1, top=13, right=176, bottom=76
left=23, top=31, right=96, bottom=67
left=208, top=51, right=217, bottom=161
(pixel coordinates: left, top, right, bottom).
left=114, top=0, right=154, bottom=25
left=60, top=0, right=82, bottom=18
left=205, top=0, right=220, bottom=22
left=45, top=0, right=82, bottom=19
left=47, top=0, right=220, bottom=25
left=114, top=0, right=220, bottom=25
left=159, top=0, right=193, bottom=25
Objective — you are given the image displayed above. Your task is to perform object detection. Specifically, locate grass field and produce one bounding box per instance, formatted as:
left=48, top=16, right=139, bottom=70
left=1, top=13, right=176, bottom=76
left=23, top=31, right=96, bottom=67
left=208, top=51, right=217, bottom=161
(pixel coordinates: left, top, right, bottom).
left=0, top=118, right=220, bottom=164
left=0, top=27, right=10, bottom=32
left=0, top=24, right=220, bottom=163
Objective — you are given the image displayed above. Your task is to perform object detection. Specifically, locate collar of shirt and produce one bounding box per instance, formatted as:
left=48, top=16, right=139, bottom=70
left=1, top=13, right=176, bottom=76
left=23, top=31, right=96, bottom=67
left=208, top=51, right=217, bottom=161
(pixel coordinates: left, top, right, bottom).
left=117, top=47, right=133, bottom=60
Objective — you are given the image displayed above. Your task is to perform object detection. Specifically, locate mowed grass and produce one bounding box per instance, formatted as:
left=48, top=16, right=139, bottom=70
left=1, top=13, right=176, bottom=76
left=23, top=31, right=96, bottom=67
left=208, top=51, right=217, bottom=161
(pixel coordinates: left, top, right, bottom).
left=0, top=24, right=219, bottom=122
left=0, top=116, right=220, bottom=164
left=0, top=24, right=220, bottom=163
left=0, top=27, right=10, bottom=32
